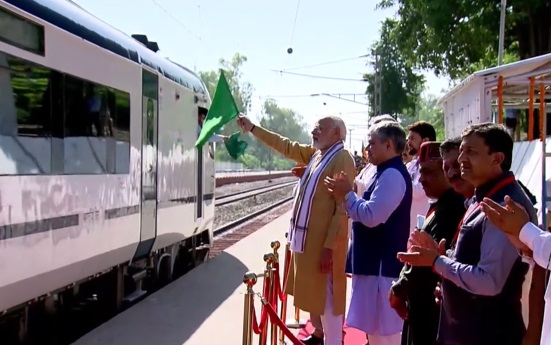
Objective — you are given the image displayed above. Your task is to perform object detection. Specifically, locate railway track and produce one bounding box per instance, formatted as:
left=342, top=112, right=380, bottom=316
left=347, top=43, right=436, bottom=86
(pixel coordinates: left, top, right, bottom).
left=214, top=181, right=296, bottom=207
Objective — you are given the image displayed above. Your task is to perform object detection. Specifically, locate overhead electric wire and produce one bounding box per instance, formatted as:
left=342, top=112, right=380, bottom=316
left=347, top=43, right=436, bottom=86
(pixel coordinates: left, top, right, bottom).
left=289, top=0, right=302, bottom=47
left=150, top=0, right=201, bottom=40
left=272, top=70, right=368, bottom=82
left=280, top=55, right=369, bottom=72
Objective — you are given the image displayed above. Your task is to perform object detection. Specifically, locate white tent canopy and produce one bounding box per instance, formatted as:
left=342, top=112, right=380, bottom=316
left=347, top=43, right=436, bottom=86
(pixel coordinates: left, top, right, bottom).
left=438, top=52, right=551, bottom=139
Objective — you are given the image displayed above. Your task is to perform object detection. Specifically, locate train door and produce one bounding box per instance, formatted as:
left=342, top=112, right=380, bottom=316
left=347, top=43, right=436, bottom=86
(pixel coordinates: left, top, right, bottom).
left=196, top=107, right=204, bottom=220
left=134, top=69, right=159, bottom=260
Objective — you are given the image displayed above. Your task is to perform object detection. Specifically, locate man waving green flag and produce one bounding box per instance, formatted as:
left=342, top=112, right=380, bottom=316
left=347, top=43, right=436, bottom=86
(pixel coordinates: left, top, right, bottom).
left=195, top=70, right=239, bottom=148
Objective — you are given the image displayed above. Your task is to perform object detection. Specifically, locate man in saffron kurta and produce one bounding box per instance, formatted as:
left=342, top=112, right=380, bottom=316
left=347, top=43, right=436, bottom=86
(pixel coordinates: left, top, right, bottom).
left=237, top=114, right=356, bottom=345
left=325, top=121, right=412, bottom=345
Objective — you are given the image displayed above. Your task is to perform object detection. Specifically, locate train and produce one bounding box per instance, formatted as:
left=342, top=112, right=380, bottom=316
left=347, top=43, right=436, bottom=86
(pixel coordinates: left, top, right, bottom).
left=0, top=0, right=216, bottom=340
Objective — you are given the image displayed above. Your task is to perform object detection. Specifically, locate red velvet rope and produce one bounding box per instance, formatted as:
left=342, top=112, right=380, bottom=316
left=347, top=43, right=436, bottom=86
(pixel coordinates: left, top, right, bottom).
left=272, top=246, right=292, bottom=303
left=251, top=274, right=271, bottom=334
left=263, top=300, right=305, bottom=345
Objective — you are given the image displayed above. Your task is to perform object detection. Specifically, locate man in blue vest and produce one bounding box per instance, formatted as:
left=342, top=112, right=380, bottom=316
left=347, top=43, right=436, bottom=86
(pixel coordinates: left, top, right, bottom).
left=397, top=123, right=537, bottom=345
left=325, top=121, right=412, bottom=345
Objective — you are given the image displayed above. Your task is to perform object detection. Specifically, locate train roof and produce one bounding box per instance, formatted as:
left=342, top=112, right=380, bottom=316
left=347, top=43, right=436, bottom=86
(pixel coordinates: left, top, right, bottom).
left=4, top=0, right=207, bottom=94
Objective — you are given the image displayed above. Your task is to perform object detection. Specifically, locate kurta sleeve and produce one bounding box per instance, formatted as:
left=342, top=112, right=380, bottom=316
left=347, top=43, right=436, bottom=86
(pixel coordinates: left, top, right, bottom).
left=433, top=218, right=520, bottom=296
left=252, top=126, right=316, bottom=166
left=392, top=198, right=465, bottom=298
left=324, top=151, right=356, bottom=249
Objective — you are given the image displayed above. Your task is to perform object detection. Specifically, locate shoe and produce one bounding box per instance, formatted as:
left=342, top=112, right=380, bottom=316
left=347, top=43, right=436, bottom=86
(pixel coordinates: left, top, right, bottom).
left=300, top=334, right=324, bottom=345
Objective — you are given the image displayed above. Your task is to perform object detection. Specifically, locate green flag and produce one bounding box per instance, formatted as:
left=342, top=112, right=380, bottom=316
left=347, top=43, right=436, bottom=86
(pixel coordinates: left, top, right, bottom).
left=195, top=70, right=239, bottom=148
left=224, top=131, right=248, bottom=159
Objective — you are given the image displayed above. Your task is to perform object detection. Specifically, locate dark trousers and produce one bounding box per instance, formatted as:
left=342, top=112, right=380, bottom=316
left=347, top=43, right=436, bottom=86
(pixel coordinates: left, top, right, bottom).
left=400, top=296, right=439, bottom=345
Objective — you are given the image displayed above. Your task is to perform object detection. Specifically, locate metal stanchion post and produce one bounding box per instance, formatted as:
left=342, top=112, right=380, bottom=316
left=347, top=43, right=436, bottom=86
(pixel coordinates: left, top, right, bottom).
left=259, top=253, right=275, bottom=345
left=270, top=241, right=280, bottom=345
left=279, top=240, right=290, bottom=342
left=242, top=272, right=257, bottom=345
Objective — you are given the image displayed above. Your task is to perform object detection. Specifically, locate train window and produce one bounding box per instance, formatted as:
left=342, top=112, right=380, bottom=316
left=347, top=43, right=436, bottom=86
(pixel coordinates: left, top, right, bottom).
left=0, top=52, right=52, bottom=175
left=0, top=7, right=45, bottom=55
left=0, top=53, right=130, bottom=176
left=62, top=76, right=130, bottom=174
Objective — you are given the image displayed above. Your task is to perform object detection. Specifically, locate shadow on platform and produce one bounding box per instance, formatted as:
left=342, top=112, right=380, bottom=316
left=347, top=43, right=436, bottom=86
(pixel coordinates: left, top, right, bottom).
left=72, top=251, right=249, bottom=345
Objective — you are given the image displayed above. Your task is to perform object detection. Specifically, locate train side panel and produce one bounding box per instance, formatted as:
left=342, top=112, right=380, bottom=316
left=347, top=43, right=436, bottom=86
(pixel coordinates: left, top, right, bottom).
left=0, top=2, right=142, bottom=312
left=154, top=78, right=201, bottom=250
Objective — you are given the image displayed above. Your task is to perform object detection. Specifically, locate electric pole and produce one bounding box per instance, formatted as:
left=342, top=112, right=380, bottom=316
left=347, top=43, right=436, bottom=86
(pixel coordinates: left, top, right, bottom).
left=374, top=47, right=382, bottom=116
left=348, top=129, right=352, bottom=148
left=498, top=0, right=507, bottom=66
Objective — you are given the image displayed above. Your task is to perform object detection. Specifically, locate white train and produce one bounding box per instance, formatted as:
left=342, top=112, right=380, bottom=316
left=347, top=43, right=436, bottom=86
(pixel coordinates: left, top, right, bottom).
left=0, top=0, right=215, bottom=338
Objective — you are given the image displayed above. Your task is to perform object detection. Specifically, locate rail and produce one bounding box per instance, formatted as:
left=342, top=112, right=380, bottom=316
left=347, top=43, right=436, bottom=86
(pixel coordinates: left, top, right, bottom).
left=215, top=181, right=297, bottom=207
left=214, top=196, right=293, bottom=236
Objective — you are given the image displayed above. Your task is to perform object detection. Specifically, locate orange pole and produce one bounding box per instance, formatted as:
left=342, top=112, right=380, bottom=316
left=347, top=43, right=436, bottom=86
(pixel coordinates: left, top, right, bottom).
left=497, top=76, right=504, bottom=124
left=540, top=82, right=545, bottom=142
left=529, top=77, right=535, bottom=141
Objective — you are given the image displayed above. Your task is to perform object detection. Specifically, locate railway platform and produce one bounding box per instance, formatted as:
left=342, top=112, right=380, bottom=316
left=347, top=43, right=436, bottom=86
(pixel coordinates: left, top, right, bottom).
left=71, top=212, right=292, bottom=345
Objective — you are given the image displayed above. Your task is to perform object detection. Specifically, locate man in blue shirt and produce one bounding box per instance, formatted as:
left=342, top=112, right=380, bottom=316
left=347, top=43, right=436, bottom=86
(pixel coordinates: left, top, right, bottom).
left=397, top=123, right=537, bottom=345
left=325, top=121, right=412, bottom=345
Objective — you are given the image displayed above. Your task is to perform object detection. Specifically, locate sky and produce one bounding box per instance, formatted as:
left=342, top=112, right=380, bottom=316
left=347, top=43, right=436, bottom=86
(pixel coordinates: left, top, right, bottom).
left=73, top=0, right=451, bottom=153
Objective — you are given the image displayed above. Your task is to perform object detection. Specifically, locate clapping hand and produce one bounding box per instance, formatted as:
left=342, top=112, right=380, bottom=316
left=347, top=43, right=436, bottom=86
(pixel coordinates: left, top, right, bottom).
left=397, top=230, right=446, bottom=267
left=324, top=171, right=352, bottom=201
left=480, top=196, right=532, bottom=253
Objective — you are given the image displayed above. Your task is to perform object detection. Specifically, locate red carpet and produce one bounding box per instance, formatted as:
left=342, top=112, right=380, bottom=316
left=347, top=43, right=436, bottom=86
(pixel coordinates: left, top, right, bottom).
left=297, top=320, right=367, bottom=345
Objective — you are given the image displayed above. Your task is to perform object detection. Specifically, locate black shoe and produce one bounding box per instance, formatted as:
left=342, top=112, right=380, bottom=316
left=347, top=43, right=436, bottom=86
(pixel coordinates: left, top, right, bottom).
left=300, top=334, right=324, bottom=345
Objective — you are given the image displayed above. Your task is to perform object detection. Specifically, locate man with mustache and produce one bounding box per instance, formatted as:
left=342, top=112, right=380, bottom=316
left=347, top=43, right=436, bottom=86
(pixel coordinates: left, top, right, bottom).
left=390, top=142, right=466, bottom=345
left=406, top=121, right=437, bottom=235
left=298, top=114, right=398, bottom=345
left=439, top=138, right=545, bottom=345
left=397, top=123, right=537, bottom=345
left=237, top=114, right=355, bottom=345
left=325, top=121, right=412, bottom=345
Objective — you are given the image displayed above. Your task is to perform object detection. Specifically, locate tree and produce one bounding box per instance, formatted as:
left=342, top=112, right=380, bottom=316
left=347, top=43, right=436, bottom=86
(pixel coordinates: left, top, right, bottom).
left=400, top=94, right=445, bottom=140
left=198, top=53, right=311, bottom=170
left=364, top=18, right=425, bottom=118
left=378, top=0, right=551, bottom=79
left=256, top=99, right=311, bottom=170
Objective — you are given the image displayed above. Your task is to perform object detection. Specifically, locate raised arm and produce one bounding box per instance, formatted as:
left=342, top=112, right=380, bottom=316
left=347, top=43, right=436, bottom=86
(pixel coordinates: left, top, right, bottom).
left=251, top=126, right=316, bottom=166
left=433, top=219, right=520, bottom=296
left=343, top=168, right=406, bottom=227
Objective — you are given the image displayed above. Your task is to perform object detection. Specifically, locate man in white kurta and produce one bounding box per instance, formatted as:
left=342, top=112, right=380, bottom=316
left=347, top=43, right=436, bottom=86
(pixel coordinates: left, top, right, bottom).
left=405, top=121, right=436, bottom=234
left=480, top=196, right=551, bottom=345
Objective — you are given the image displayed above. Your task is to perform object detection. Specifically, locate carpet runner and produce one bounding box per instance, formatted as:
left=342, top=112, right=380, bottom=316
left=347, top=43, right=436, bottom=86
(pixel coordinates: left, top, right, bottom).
left=297, top=320, right=367, bottom=345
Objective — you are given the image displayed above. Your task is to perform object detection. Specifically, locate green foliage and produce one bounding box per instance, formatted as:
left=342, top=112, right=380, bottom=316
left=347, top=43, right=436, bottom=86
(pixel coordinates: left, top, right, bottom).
left=200, top=53, right=311, bottom=170
left=378, top=0, right=551, bottom=79
left=364, top=19, right=425, bottom=118
left=401, top=94, right=446, bottom=140
left=257, top=99, right=311, bottom=170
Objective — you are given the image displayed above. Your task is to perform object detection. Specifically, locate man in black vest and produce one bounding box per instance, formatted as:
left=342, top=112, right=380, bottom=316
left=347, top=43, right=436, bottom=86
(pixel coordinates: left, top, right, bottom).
left=397, top=123, right=537, bottom=345
left=390, top=142, right=466, bottom=345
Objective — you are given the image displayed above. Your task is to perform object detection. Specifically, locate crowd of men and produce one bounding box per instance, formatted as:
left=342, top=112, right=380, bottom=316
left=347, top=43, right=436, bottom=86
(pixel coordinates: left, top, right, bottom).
left=235, top=113, right=551, bottom=345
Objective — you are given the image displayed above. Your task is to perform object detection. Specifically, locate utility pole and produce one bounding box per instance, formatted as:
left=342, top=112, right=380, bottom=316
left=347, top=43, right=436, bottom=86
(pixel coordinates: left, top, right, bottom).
left=374, top=47, right=382, bottom=116
left=498, top=0, right=507, bottom=66
left=348, top=129, right=352, bottom=148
